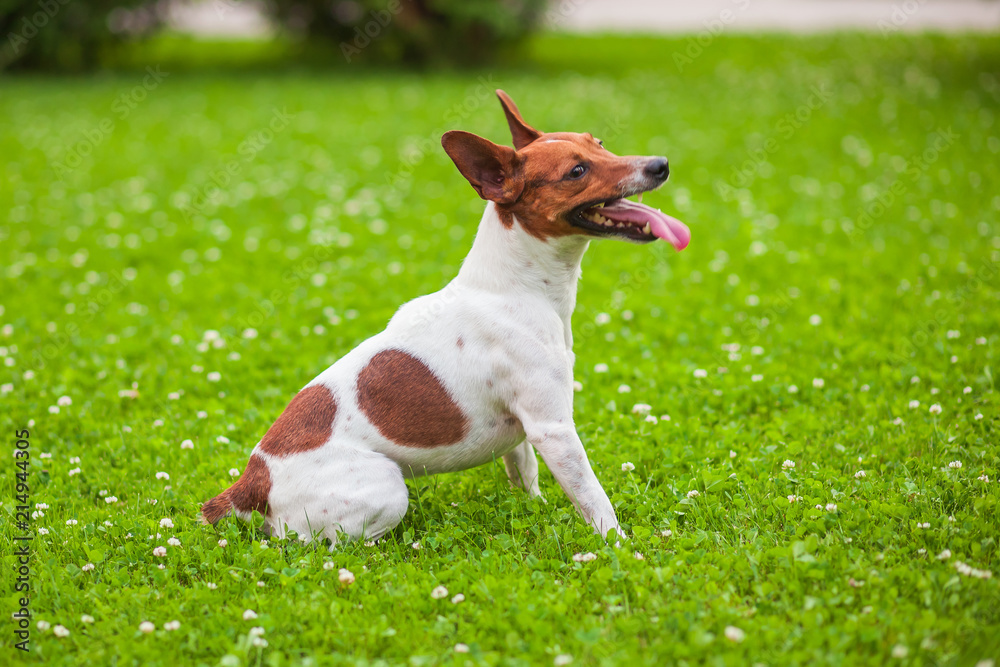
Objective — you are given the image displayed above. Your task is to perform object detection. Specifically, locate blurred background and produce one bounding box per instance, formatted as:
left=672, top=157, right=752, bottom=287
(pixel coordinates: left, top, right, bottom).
left=3, top=0, right=999, bottom=72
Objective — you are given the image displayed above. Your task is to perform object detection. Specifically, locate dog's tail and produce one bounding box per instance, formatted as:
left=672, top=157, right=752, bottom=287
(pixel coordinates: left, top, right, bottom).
left=200, top=488, right=234, bottom=525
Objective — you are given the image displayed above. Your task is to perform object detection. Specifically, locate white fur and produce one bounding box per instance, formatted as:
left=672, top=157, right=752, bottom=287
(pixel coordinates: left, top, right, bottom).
left=257, top=203, right=624, bottom=545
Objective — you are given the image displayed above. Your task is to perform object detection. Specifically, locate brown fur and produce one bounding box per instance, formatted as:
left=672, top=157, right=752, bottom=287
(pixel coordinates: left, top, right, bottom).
left=356, top=349, right=469, bottom=448
left=201, top=453, right=273, bottom=524
left=259, top=384, right=337, bottom=457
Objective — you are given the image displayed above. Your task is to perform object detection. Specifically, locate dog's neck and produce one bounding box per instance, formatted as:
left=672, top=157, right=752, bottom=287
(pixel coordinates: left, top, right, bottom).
left=456, top=202, right=589, bottom=342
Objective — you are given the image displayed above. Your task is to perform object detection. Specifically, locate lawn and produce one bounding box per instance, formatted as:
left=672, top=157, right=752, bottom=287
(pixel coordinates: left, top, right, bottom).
left=1, top=32, right=999, bottom=666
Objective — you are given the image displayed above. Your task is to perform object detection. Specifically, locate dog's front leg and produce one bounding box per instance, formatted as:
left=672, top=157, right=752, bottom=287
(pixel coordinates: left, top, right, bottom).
left=503, top=440, right=542, bottom=498
left=521, top=422, right=624, bottom=540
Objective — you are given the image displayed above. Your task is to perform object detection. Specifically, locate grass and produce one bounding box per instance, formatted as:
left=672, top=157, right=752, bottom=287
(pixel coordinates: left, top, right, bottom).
left=2, top=32, right=999, bottom=666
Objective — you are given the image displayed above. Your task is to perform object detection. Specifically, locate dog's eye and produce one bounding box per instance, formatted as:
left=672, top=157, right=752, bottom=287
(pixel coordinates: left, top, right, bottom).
left=568, top=164, right=587, bottom=180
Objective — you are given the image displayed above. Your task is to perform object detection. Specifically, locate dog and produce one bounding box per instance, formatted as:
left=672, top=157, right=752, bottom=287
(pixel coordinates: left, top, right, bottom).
left=201, top=90, right=690, bottom=545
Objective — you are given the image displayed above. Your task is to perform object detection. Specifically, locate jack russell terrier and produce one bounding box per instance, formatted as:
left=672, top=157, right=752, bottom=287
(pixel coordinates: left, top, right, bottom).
left=201, top=90, right=690, bottom=545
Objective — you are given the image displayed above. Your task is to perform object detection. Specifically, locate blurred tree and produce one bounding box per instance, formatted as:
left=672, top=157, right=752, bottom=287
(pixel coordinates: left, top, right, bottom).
left=264, top=0, right=547, bottom=66
left=1, top=0, right=164, bottom=70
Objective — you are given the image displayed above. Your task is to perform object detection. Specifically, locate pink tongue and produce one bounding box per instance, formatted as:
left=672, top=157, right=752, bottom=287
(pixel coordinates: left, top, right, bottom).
left=598, top=199, right=690, bottom=250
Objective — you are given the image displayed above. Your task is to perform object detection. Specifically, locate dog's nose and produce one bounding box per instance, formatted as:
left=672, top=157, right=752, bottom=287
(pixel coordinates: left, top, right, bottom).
left=645, top=157, right=669, bottom=181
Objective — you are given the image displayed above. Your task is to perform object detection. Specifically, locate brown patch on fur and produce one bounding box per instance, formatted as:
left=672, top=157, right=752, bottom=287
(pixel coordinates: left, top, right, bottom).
left=200, top=453, right=273, bottom=523
left=258, top=384, right=337, bottom=457
left=357, top=349, right=469, bottom=448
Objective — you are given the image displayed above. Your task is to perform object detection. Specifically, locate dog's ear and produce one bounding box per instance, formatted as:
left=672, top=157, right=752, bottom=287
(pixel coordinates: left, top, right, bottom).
left=496, top=90, right=541, bottom=150
left=442, top=130, right=524, bottom=205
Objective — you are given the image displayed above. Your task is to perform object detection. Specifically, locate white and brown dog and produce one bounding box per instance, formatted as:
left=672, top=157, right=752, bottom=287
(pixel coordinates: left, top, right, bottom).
left=202, top=90, right=690, bottom=545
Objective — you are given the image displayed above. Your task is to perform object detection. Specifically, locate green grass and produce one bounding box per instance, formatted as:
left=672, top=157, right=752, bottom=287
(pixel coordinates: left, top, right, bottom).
left=2, top=32, right=1000, bottom=666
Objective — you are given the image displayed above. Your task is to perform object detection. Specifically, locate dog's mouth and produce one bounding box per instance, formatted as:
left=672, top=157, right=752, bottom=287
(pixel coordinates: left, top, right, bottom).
left=569, top=197, right=690, bottom=250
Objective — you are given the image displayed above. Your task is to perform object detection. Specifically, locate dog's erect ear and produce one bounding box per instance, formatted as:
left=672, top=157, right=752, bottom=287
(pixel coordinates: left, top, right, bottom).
left=496, top=89, right=541, bottom=150
left=442, top=130, right=524, bottom=205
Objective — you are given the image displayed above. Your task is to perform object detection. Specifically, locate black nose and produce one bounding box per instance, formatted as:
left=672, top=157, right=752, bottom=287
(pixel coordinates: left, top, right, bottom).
left=645, top=157, right=669, bottom=181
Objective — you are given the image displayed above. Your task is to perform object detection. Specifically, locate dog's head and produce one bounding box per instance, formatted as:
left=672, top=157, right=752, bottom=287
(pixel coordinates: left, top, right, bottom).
left=442, top=90, right=689, bottom=250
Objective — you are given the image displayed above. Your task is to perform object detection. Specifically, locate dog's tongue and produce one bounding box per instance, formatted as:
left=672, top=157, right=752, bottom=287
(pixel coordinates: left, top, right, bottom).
left=600, top=199, right=691, bottom=250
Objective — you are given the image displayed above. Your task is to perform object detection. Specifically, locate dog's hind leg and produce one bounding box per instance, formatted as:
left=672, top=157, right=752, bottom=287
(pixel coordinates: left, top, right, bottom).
left=266, top=448, right=409, bottom=548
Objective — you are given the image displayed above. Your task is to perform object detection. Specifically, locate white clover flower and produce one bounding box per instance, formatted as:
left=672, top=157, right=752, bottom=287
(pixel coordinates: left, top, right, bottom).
left=595, top=312, right=611, bottom=325
left=53, top=625, right=70, bottom=638
left=243, top=328, right=259, bottom=339
left=929, top=403, right=942, bottom=415
left=249, top=627, right=265, bottom=637
left=751, top=374, right=763, bottom=382
left=812, top=378, right=824, bottom=388
left=724, top=625, right=746, bottom=643
left=946, top=330, right=960, bottom=339
left=139, top=621, right=155, bottom=633
left=729, top=450, right=737, bottom=458
left=751, top=346, right=764, bottom=356
left=861, top=384, right=870, bottom=391
left=82, top=563, right=95, bottom=572
left=257, top=581, right=265, bottom=588
left=180, top=439, right=194, bottom=449
left=451, top=593, right=465, bottom=604
left=787, top=385, right=798, bottom=394
left=617, top=384, right=631, bottom=394
left=164, top=620, right=180, bottom=631
left=48, top=406, right=60, bottom=414
left=854, top=470, right=866, bottom=479
left=975, top=413, right=983, bottom=420
left=892, top=644, right=908, bottom=659
left=159, top=518, right=174, bottom=529
left=105, top=496, right=118, bottom=504
left=156, top=472, right=170, bottom=480
left=954, top=561, right=993, bottom=579
left=909, top=400, right=920, bottom=409
left=153, top=419, right=164, bottom=427
left=555, top=655, right=573, bottom=666
left=686, top=489, right=700, bottom=498
left=893, top=417, right=904, bottom=425
left=621, top=462, right=635, bottom=472
left=975, top=337, right=987, bottom=345
left=572, top=552, right=597, bottom=562
left=37, top=621, right=50, bottom=631
left=825, top=503, right=838, bottom=512
left=431, top=585, right=449, bottom=599
left=229, top=468, right=240, bottom=477
left=58, top=395, right=72, bottom=406
left=661, top=529, right=672, bottom=537
left=153, top=546, right=167, bottom=557
left=68, top=467, right=81, bottom=476
left=338, top=569, right=355, bottom=585
left=930, top=387, right=940, bottom=395
left=809, top=315, right=822, bottom=326
left=66, top=519, right=78, bottom=526
left=217, top=435, right=231, bottom=444
left=632, top=403, right=652, bottom=415
left=644, top=414, right=658, bottom=424
left=197, top=411, right=208, bottom=419
left=634, top=552, right=645, bottom=561
left=81, top=615, right=95, bottom=624
left=782, top=460, right=795, bottom=469
left=594, top=363, right=609, bottom=373
left=207, top=583, right=217, bottom=590
left=693, top=369, right=708, bottom=378
left=917, top=522, right=930, bottom=529
left=207, top=371, right=222, bottom=382
left=455, top=643, right=470, bottom=653
left=252, top=637, right=268, bottom=648
left=218, top=539, right=228, bottom=548
left=937, top=549, right=952, bottom=560
left=243, top=610, right=258, bottom=620
left=979, top=474, right=990, bottom=483
left=38, top=528, right=49, bottom=535
left=167, top=537, right=181, bottom=547
left=949, top=461, right=962, bottom=469
left=787, top=495, right=802, bottom=503
left=412, top=542, right=421, bottom=550
left=572, top=381, right=583, bottom=392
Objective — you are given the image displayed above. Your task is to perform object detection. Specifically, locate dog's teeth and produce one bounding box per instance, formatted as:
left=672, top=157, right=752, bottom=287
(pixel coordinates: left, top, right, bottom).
left=637, top=193, right=643, bottom=204
left=642, top=223, right=651, bottom=235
